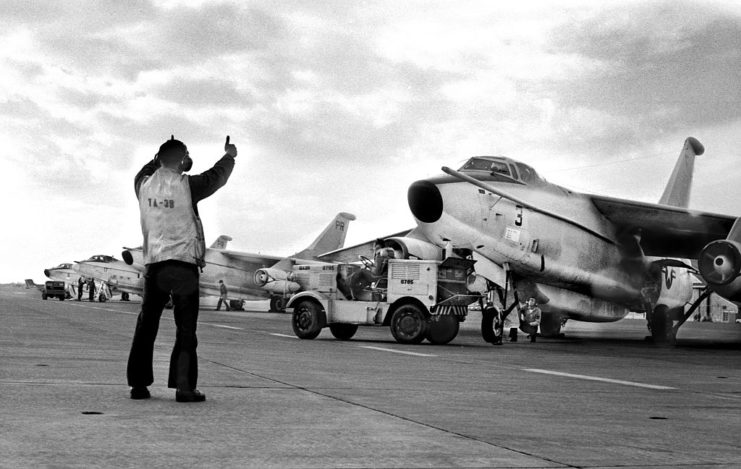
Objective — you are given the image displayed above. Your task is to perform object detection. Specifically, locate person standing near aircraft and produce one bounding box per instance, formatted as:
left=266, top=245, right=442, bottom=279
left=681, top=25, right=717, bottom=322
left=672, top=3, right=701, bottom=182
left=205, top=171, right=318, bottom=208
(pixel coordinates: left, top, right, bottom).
left=127, top=136, right=237, bottom=403
left=520, top=298, right=541, bottom=342
left=216, top=280, right=231, bottom=311
left=77, top=277, right=84, bottom=301
left=87, top=279, right=96, bottom=302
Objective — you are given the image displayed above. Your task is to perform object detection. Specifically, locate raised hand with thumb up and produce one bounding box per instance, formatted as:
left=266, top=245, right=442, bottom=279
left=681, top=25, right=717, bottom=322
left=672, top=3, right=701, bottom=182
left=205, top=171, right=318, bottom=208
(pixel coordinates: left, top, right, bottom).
left=224, top=135, right=237, bottom=157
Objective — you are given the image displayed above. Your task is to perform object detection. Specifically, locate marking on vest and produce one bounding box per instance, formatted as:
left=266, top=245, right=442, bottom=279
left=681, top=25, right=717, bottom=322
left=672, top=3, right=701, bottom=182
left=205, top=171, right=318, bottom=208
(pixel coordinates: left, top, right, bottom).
left=147, top=198, right=175, bottom=208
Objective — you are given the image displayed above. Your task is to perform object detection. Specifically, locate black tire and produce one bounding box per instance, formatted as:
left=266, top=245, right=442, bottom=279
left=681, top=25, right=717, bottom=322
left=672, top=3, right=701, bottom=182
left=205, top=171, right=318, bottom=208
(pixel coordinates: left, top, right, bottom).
left=481, top=306, right=498, bottom=343
left=98, top=294, right=107, bottom=303
left=329, top=324, right=358, bottom=340
left=59, top=296, right=65, bottom=301
left=42, top=294, right=47, bottom=300
left=292, top=300, right=324, bottom=339
left=650, top=305, right=672, bottom=343
left=390, top=304, right=428, bottom=344
left=539, top=314, right=562, bottom=337
left=270, top=296, right=286, bottom=312
left=427, top=315, right=460, bottom=345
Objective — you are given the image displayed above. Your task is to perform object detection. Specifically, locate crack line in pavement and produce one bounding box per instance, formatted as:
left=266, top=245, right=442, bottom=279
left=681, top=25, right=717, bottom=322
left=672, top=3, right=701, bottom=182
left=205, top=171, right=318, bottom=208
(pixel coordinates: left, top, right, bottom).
left=205, top=358, right=577, bottom=468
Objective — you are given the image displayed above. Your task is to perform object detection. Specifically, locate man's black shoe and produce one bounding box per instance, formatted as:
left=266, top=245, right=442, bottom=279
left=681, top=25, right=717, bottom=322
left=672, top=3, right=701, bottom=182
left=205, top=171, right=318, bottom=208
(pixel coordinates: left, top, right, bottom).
left=130, top=386, right=151, bottom=400
left=176, top=389, right=206, bottom=403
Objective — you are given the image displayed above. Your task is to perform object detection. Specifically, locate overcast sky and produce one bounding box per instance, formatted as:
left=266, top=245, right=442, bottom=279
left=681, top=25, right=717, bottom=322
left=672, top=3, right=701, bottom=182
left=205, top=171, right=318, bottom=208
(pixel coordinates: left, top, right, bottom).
left=2, top=0, right=741, bottom=283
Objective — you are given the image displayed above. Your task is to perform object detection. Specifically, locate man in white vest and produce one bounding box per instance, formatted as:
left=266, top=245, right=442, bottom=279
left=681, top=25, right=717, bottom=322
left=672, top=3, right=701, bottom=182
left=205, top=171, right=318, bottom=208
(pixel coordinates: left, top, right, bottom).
left=127, top=136, right=237, bottom=402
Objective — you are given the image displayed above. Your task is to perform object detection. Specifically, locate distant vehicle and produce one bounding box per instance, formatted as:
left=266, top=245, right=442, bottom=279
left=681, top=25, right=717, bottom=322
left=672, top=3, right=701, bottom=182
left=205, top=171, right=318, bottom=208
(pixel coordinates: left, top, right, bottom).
left=287, top=257, right=480, bottom=345
left=42, top=281, right=66, bottom=301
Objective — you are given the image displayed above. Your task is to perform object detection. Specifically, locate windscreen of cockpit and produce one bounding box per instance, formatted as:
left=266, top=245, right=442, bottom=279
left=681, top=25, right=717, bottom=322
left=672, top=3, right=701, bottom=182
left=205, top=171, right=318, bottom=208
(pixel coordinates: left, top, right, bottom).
left=459, top=158, right=512, bottom=177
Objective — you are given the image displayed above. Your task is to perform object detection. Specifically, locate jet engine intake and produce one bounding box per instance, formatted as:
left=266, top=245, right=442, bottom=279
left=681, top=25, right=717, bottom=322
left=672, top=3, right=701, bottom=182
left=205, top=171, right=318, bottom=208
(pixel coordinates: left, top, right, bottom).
left=254, top=268, right=289, bottom=287
left=384, top=236, right=443, bottom=260
left=698, top=240, right=741, bottom=286
left=408, top=180, right=443, bottom=223
left=698, top=239, right=741, bottom=302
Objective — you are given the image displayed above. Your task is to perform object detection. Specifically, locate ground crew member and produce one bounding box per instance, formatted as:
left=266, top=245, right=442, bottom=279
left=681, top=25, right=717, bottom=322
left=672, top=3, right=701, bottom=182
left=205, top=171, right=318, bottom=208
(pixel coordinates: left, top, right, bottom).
left=77, top=277, right=84, bottom=301
left=216, top=280, right=231, bottom=311
left=88, top=279, right=96, bottom=302
left=520, top=297, right=541, bottom=342
left=127, top=135, right=237, bottom=403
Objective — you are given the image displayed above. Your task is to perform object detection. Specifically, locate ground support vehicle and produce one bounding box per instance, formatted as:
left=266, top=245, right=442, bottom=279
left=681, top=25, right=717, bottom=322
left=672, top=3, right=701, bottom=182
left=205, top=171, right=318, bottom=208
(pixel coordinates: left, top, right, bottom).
left=287, top=257, right=480, bottom=345
left=42, top=281, right=66, bottom=300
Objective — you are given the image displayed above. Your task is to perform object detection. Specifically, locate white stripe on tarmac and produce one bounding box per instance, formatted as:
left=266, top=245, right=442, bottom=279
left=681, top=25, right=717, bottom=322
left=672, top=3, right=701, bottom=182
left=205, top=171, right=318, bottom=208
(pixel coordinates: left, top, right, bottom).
left=210, top=324, right=243, bottom=330
left=523, top=368, right=676, bottom=390
left=271, top=333, right=298, bottom=339
left=359, top=346, right=437, bottom=357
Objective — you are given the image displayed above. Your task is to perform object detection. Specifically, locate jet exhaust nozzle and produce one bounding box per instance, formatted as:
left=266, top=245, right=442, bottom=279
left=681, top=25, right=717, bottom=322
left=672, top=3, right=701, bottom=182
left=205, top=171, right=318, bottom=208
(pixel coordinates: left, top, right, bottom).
left=408, top=180, right=443, bottom=223
left=698, top=240, right=741, bottom=286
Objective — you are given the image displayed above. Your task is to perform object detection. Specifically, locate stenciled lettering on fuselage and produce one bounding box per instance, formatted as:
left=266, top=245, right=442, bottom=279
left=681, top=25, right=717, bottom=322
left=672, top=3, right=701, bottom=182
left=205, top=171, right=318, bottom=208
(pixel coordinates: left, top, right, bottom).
left=146, top=198, right=175, bottom=208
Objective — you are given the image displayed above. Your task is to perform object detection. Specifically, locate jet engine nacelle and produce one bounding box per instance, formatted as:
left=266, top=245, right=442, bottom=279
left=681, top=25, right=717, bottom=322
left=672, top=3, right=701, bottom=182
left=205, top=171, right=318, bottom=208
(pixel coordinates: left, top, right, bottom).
left=254, top=268, right=290, bottom=287
left=698, top=239, right=741, bottom=301
left=384, top=236, right=443, bottom=260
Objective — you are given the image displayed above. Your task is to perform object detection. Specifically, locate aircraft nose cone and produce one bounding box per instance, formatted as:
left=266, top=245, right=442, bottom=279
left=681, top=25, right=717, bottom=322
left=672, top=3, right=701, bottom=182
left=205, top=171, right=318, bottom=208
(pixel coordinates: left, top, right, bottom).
left=408, top=180, right=443, bottom=223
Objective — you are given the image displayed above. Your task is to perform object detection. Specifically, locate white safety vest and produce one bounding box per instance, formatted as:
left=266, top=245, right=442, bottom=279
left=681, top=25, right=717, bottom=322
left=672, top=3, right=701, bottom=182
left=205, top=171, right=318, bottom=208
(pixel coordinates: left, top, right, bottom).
left=138, top=168, right=205, bottom=267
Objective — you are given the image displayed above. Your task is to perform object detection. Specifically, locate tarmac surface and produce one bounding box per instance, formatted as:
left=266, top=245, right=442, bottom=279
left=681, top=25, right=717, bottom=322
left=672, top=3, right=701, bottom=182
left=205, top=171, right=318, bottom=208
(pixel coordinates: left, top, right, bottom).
left=2, top=285, right=741, bottom=468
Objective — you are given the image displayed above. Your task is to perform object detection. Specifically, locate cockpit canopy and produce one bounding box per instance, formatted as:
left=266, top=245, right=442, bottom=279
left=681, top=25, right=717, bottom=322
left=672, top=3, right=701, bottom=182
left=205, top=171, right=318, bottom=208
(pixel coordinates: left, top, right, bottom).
left=52, top=263, right=73, bottom=270
left=83, top=255, right=116, bottom=263
left=459, top=156, right=545, bottom=186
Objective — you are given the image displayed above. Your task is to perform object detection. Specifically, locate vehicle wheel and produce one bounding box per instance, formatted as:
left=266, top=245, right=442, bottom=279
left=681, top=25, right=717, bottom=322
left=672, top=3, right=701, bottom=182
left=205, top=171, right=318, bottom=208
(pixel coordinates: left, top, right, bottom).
left=329, top=324, right=358, bottom=340
left=42, top=294, right=47, bottom=300
left=427, top=315, right=459, bottom=345
left=270, top=296, right=286, bottom=312
left=98, top=294, right=107, bottom=303
left=292, top=300, right=325, bottom=339
left=59, top=296, right=65, bottom=301
left=390, top=304, right=428, bottom=344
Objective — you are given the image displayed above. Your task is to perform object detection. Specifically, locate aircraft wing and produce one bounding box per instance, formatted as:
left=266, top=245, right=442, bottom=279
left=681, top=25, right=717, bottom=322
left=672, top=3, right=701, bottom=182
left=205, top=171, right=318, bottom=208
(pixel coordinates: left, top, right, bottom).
left=317, top=229, right=414, bottom=263
left=589, top=194, right=736, bottom=258
left=219, top=250, right=285, bottom=264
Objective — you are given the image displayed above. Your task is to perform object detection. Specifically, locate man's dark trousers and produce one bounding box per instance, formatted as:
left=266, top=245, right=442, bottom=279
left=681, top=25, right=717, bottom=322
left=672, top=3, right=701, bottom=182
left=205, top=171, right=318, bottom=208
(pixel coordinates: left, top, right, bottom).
left=127, top=260, right=200, bottom=391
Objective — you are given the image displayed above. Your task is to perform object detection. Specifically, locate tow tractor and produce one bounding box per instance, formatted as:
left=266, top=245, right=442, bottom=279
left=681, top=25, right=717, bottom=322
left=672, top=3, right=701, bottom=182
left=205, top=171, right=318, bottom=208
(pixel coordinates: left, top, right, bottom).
left=286, top=257, right=480, bottom=345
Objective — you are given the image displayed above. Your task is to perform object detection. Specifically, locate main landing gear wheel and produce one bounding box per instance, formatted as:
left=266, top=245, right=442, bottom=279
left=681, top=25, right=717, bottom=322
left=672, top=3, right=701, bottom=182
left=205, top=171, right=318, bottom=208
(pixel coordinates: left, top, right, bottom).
left=390, top=304, right=429, bottom=344
left=427, top=315, right=460, bottom=345
left=480, top=306, right=500, bottom=344
left=270, top=296, right=286, bottom=312
left=292, top=300, right=324, bottom=340
left=649, top=305, right=676, bottom=344
left=329, top=324, right=358, bottom=340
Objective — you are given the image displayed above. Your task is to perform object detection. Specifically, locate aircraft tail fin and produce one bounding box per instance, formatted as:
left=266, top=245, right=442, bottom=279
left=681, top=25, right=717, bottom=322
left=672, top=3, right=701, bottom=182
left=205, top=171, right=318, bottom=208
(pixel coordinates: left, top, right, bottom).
left=658, top=137, right=704, bottom=208
left=25, top=279, right=40, bottom=290
left=292, top=212, right=356, bottom=259
left=210, top=235, right=232, bottom=250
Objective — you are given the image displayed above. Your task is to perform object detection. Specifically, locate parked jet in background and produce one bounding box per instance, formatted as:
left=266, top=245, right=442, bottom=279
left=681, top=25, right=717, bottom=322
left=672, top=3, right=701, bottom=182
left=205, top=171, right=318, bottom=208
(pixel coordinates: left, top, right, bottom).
left=393, top=136, right=740, bottom=343
left=43, top=262, right=79, bottom=298
left=121, top=212, right=356, bottom=311
left=73, top=255, right=142, bottom=301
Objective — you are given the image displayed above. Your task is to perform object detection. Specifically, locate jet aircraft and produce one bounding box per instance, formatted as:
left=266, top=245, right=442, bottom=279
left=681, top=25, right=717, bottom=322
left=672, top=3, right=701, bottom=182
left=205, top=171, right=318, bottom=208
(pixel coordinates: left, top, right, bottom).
left=43, top=262, right=79, bottom=298
left=119, top=212, right=356, bottom=311
left=387, top=136, right=741, bottom=343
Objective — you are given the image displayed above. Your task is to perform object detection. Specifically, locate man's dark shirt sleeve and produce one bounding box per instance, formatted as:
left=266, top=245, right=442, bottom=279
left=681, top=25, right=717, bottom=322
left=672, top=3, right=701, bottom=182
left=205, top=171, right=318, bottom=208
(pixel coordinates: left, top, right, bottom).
left=188, top=155, right=235, bottom=204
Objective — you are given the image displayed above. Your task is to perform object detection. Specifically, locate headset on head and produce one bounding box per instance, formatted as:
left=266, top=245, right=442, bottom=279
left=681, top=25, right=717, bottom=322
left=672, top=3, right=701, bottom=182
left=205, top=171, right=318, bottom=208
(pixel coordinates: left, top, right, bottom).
left=154, top=135, right=192, bottom=172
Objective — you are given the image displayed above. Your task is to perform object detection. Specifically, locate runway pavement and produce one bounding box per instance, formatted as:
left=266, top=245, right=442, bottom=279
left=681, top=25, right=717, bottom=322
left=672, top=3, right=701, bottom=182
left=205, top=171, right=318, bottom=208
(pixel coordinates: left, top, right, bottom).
left=2, top=285, right=741, bottom=468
